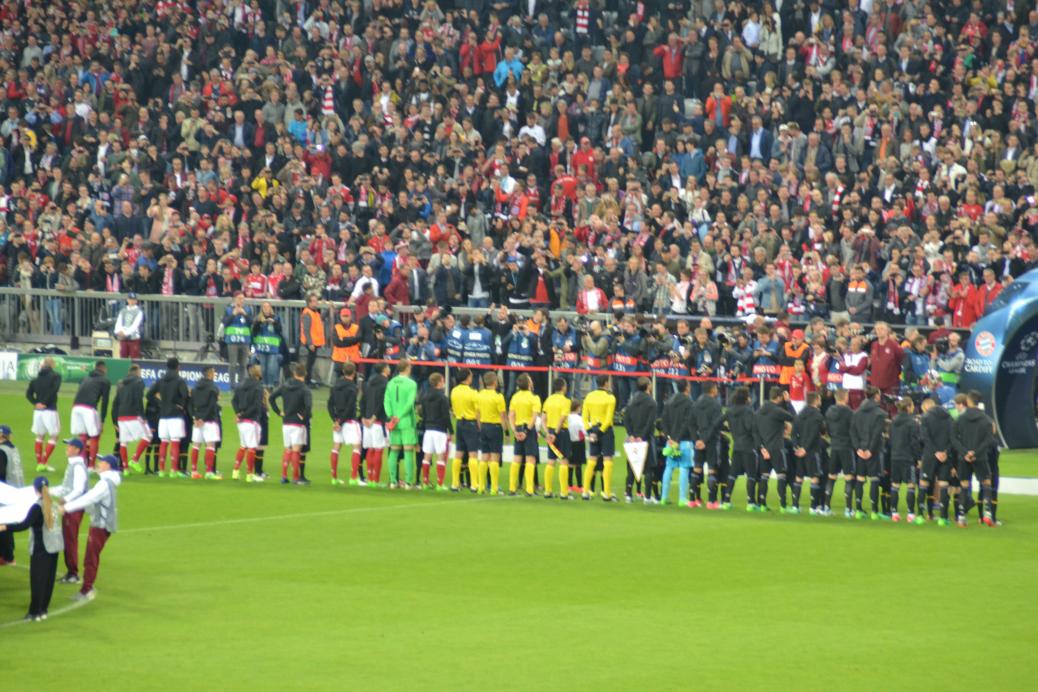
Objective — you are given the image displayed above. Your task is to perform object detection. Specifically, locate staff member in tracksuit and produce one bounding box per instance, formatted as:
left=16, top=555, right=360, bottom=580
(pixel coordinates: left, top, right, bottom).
left=70, top=362, right=110, bottom=468
left=659, top=380, right=693, bottom=506
left=0, top=424, right=26, bottom=564
left=26, top=356, right=62, bottom=472
left=723, top=387, right=758, bottom=510
left=691, top=382, right=725, bottom=509
left=50, top=438, right=89, bottom=583
left=58, top=453, right=122, bottom=602
left=0, top=476, right=63, bottom=621
left=189, top=366, right=223, bottom=480
left=754, top=386, right=795, bottom=511
left=418, top=372, right=452, bottom=490
left=851, top=387, right=889, bottom=520
left=791, top=391, right=826, bottom=515
left=112, top=364, right=149, bottom=473
left=622, top=377, right=657, bottom=503
left=150, top=358, right=190, bottom=477
left=231, top=364, right=265, bottom=482
left=952, top=391, right=996, bottom=527
left=271, top=362, right=313, bottom=485
left=824, top=389, right=855, bottom=517
left=328, top=362, right=361, bottom=486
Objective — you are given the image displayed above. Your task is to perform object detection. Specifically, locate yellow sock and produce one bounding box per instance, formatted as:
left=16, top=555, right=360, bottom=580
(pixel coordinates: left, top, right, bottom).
left=451, top=458, right=462, bottom=489
left=509, top=461, right=521, bottom=493
left=545, top=464, right=555, bottom=495
left=558, top=465, right=568, bottom=497
left=489, top=461, right=500, bottom=494
left=469, top=459, right=481, bottom=491
left=582, top=459, right=597, bottom=493
left=602, top=459, right=614, bottom=498
left=479, top=460, right=492, bottom=491
left=524, top=461, right=535, bottom=495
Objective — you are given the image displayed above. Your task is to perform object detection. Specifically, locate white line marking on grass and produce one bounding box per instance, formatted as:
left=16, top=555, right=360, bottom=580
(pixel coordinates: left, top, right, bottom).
left=120, top=495, right=504, bottom=535
left=0, top=596, right=92, bottom=629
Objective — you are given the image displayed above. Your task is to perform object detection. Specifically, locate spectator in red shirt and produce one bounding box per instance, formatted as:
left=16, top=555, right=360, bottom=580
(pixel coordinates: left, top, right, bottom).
left=974, top=268, right=1003, bottom=317
left=652, top=33, right=684, bottom=81
left=949, top=270, right=979, bottom=328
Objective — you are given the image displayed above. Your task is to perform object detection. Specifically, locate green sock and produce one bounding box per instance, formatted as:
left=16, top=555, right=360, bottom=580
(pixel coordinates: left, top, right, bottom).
left=388, top=449, right=400, bottom=485
left=404, top=449, right=416, bottom=485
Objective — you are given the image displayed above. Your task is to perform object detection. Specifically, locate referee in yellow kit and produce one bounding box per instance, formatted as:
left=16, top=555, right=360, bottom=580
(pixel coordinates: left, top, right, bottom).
left=582, top=375, right=617, bottom=501
left=508, top=374, right=541, bottom=496
left=475, top=372, right=507, bottom=495
left=541, top=378, right=572, bottom=499
left=449, top=368, right=480, bottom=492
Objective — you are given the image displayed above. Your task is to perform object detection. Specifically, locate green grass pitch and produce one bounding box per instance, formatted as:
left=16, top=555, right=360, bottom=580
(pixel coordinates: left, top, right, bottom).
left=2, top=381, right=1037, bottom=691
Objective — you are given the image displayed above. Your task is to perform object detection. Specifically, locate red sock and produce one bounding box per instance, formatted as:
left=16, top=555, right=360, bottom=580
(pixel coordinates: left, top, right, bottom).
left=170, top=442, right=181, bottom=472
left=421, top=462, right=430, bottom=485
left=366, top=448, right=378, bottom=482
left=436, top=461, right=446, bottom=486
left=205, top=448, right=215, bottom=473
left=133, top=439, right=148, bottom=463
left=350, top=450, right=361, bottom=480
left=234, top=448, right=245, bottom=470
left=190, top=446, right=200, bottom=472
left=330, top=449, right=339, bottom=479
left=34, top=439, right=43, bottom=465
left=119, top=445, right=129, bottom=470
left=158, top=442, right=169, bottom=471
left=245, top=449, right=256, bottom=474
left=44, top=441, right=56, bottom=464
left=372, top=452, right=383, bottom=484
left=281, top=450, right=291, bottom=479
left=291, top=451, right=301, bottom=481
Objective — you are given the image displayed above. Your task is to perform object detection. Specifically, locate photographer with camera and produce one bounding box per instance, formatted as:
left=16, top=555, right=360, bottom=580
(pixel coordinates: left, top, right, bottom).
left=610, top=317, right=646, bottom=411
left=934, top=332, right=964, bottom=387
left=501, top=318, right=537, bottom=400
left=552, top=316, right=580, bottom=391
left=686, top=327, right=720, bottom=399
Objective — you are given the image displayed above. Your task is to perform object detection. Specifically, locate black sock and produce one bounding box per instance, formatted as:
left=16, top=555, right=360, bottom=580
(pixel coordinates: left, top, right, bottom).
left=758, top=477, right=769, bottom=506
left=825, top=478, right=835, bottom=509
left=961, top=486, right=974, bottom=515
left=810, top=482, right=821, bottom=510
left=256, top=449, right=265, bottom=476
left=790, top=481, right=802, bottom=508
left=906, top=487, right=916, bottom=515
left=869, top=479, right=880, bottom=512
left=721, top=479, right=732, bottom=503
left=991, top=484, right=999, bottom=521
left=691, top=471, right=703, bottom=501
left=854, top=480, right=864, bottom=511
left=917, top=485, right=929, bottom=516
left=777, top=477, right=788, bottom=507
left=890, top=486, right=900, bottom=514
left=939, top=486, right=950, bottom=519
left=844, top=478, right=854, bottom=511
left=984, top=485, right=995, bottom=517
left=881, top=487, right=890, bottom=515
left=707, top=475, right=718, bottom=503
left=746, top=477, right=757, bottom=505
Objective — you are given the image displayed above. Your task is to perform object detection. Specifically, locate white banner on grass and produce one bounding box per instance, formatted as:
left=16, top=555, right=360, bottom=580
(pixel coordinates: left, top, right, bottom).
left=624, top=440, right=648, bottom=481
left=0, top=352, right=16, bottom=381
left=0, top=482, right=36, bottom=525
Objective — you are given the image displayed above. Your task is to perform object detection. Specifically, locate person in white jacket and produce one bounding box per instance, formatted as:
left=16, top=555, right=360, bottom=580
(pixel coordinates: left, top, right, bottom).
left=113, top=292, right=144, bottom=359
left=48, top=438, right=89, bottom=584
left=59, top=454, right=121, bottom=601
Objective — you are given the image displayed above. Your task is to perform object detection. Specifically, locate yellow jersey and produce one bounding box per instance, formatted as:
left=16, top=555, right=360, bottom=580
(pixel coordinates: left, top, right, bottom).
left=582, top=389, right=616, bottom=431
left=451, top=383, right=479, bottom=421
left=476, top=388, right=507, bottom=425
left=509, top=390, right=541, bottom=428
left=542, top=393, right=571, bottom=432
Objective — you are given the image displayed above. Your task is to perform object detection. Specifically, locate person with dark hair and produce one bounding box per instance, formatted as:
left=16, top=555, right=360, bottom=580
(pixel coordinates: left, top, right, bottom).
left=150, top=357, right=189, bottom=478
left=418, top=372, right=452, bottom=490
left=507, top=372, right=541, bottom=496
left=232, top=364, right=265, bottom=483
left=70, top=361, right=110, bottom=468
left=328, top=361, right=361, bottom=486
left=188, top=365, right=222, bottom=480
left=791, top=391, right=826, bottom=515
left=384, top=359, right=419, bottom=488
left=659, top=379, right=693, bottom=506
left=824, top=388, right=855, bottom=517
left=112, top=363, right=148, bottom=473
left=58, top=454, right=122, bottom=602
left=691, top=382, right=725, bottom=509
left=953, top=391, right=996, bottom=527
left=0, top=476, right=63, bottom=621
left=26, top=356, right=62, bottom=472
left=541, top=378, right=572, bottom=499
left=622, top=376, right=656, bottom=503
left=888, top=398, right=921, bottom=524
left=476, top=371, right=507, bottom=495
left=270, top=363, right=313, bottom=485
left=754, top=386, right=794, bottom=512
left=449, top=368, right=480, bottom=492
left=724, top=386, right=757, bottom=510
left=362, top=362, right=390, bottom=486
left=851, top=387, right=889, bottom=520
left=582, top=375, right=617, bottom=502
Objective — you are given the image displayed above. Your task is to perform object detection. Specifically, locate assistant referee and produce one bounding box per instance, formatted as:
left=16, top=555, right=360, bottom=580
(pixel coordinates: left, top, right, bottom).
left=450, top=368, right=480, bottom=492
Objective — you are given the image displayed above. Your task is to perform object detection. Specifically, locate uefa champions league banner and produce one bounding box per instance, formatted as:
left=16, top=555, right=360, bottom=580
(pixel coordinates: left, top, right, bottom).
left=136, top=360, right=233, bottom=392
left=0, top=481, right=36, bottom=525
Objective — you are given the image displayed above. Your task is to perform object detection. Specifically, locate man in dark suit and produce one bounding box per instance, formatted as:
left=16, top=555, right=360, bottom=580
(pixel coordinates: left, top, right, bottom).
left=227, top=110, right=255, bottom=151
left=748, top=115, right=773, bottom=165
left=405, top=255, right=431, bottom=305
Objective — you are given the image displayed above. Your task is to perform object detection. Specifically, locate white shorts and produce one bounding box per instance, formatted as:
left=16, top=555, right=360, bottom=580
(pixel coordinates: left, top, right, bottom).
left=283, top=423, right=307, bottom=448
left=191, top=421, right=221, bottom=445
left=791, top=400, right=806, bottom=414
left=158, top=417, right=187, bottom=441
left=117, top=417, right=151, bottom=443
left=31, top=410, right=60, bottom=437
left=237, top=420, right=261, bottom=449
left=362, top=423, right=386, bottom=449
left=69, top=405, right=100, bottom=437
left=422, top=430, right=449, bottom=455
left=333, top=420, right=361, bottom=446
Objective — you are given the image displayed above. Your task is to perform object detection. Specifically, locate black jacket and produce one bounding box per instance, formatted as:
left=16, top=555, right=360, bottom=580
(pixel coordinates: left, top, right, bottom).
left=190, top=379, right=221, bottom=421
left=270, top=378, right=312, bottom=425
left=149, top=370, right=189, bottom=418
left=232, top=377, right=265, bottom=420
left=26, top=366, right=61, bottom=409
left=112, top=375, right=146, bottom=422
left=824, top=404, right=853, bottom=451
left=890, top=412, right=920, bottom=461
left=755, top=401, right=794, bottom=452
left=952, top=407, right=994, bottom=460
left=661, top=392, right=694, bottom=441
left=363, top=373, right=388, bottom=421
left=73, top=370, right=111, bottom=419
left=724, top=404, right=756, bottom=452
left=418, top=388, right=452, bottom=433
left=850, top=399, right=887, bottom=453
left=920, top=405, right=953, bottom=455
left=691, top=393, right=724, bottom=442
left=793, top=406, right=826, bottom=455
left=623, top=390, right=657, bottom=440
left=328, top=378, right=359, bottom=421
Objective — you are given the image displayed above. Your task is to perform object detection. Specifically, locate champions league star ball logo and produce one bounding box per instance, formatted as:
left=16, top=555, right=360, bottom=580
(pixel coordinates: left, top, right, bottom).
left=974, top=331, right=997, bottom=357
left=1019, top=331, right=1038, bottom=353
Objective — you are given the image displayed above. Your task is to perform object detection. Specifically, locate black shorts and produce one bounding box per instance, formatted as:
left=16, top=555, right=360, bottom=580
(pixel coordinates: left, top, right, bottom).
left=513, top=430, right=539, bottom=460
left=546, top=432, right=572, bottom=461
left=794, top=451, right=823, bottom=479
left=891, top=457, right=917, bottom=485
left=920, top=454, right=952, bottom=483
left=479, top=424, right=503, bottom=455
left=588, top=428, right=616, bottom=458
left=694, top=439, right=719, bottom=468
left=455, top=420, right=479, bottom=455
left=760, top=447, right=787, bottom=475
left=962, top=457, right=992, bottom=482
left=730, top=450, right=757, bottom=477
left=829, top=448, right=853, bottom=476
left=858, top=450, right=882, bottom=478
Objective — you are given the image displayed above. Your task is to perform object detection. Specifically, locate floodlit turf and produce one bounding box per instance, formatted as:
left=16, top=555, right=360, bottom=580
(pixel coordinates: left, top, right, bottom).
left=2, top=382, right=1037, bottom=690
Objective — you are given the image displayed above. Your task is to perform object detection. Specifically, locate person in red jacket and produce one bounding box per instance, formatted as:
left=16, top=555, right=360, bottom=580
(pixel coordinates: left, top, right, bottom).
left=652, top=33, right=684, bottom=81
left=571, top=137, right=597, bottom=184
left=477, top=30, right=502, bottom=77
left=868, top=322, right=904, bottom=408
left=704, top=82, right=732, bottom=128
left=973, top=268, right=1003, bottom=317
left=949, top=270, right=979, bottom=328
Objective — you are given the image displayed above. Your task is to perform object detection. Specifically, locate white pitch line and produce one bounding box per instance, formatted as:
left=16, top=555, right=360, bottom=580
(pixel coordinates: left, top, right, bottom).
left=0, top=595, right=92, bottom=629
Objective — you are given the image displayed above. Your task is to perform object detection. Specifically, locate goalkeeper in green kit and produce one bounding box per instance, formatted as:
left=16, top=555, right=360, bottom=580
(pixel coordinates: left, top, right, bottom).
left=384, top=359, right=419, bottom=488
